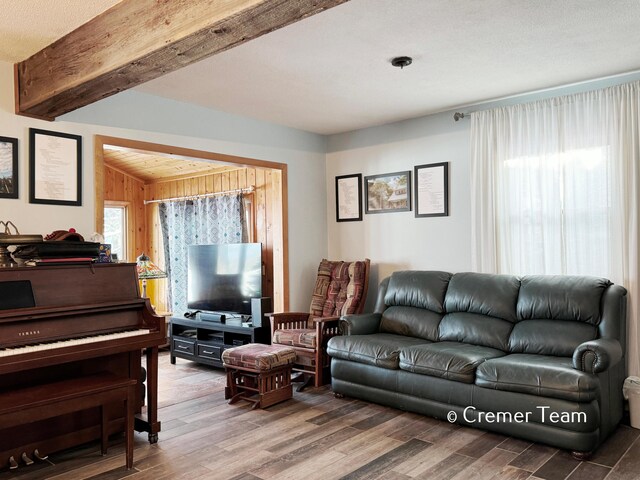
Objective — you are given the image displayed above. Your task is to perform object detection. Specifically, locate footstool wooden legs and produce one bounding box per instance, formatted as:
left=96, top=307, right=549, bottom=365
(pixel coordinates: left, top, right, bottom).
left=222, top=344, right=296, bottom=410
left=225, top=364, right=292, bottom=409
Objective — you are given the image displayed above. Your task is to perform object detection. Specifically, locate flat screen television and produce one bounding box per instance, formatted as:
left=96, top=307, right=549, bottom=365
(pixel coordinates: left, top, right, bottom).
left=187, top=243, right=262, bottom=314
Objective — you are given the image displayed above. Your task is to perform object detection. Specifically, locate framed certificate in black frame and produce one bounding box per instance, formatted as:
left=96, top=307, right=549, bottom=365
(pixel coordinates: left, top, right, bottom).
left=29, top=128, right=82, bottom=206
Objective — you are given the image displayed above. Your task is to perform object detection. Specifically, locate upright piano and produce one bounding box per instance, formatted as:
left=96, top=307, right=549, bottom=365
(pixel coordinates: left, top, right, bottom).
left=0, top=263, right=166, bottom=470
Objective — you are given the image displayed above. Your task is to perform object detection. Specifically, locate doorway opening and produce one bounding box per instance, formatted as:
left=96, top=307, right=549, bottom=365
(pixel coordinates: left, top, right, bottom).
left=94, top=135, right=289, bottom=315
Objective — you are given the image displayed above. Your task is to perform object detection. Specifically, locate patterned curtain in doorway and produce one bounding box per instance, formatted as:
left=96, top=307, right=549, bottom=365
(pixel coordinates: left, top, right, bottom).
left=159, top=194, right=247, bottom=314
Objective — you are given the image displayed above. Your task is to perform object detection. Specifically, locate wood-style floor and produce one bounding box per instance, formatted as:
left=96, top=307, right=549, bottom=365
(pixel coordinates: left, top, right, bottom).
left=2, top=352, right=639, bottom=480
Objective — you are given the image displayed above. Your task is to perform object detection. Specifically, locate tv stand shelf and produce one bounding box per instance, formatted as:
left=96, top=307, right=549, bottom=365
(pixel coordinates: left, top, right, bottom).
left=169, top=316, right=270, bottom=368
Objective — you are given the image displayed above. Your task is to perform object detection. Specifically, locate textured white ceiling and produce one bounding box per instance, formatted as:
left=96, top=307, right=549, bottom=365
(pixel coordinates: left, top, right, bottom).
left=3, top=0, right=640, bottom=135
left=136, top=0, right=640, bottom=134
left=0, top=0, right=121, bottom=62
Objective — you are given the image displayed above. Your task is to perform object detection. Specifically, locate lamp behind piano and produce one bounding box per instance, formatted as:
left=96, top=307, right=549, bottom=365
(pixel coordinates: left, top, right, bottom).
left=136, top=253, right=167, bottom=298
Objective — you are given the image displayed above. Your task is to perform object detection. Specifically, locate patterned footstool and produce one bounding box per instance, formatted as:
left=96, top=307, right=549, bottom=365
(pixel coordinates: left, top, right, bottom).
left=222, top=343, right=296, bottom=409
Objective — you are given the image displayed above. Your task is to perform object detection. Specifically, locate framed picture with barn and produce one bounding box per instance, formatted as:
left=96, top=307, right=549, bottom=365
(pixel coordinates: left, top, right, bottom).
left=0, top=136, right=18, bottom=199
left=364, top=171, right=411, bottom=214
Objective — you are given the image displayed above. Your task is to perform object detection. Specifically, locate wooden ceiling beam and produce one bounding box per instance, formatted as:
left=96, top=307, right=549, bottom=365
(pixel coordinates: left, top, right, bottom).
left=14, top=0, right=349, bottom=120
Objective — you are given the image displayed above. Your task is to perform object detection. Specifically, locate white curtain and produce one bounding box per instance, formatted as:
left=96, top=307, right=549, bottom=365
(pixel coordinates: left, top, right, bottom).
left=471, top=81, right=640, bottom=377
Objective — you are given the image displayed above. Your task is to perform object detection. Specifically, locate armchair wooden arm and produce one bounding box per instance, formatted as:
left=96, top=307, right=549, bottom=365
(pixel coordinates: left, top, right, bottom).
left=313, top=316, right=341, bottom=346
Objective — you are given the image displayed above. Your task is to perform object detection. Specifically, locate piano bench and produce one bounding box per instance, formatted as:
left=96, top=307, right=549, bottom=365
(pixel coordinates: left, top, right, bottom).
left=0, top=373, right=137, bottom=470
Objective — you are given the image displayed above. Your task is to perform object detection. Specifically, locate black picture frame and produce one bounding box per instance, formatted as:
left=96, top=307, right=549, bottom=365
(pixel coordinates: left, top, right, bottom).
left=335, top=173, right=363, bottom=222
left=0, top=136, right=18, bottom=199
left=414, top=162, right=449, bottom=217
left=29, top=128, right=82, bottom=206
left=364, top=170, right=411, bottom=214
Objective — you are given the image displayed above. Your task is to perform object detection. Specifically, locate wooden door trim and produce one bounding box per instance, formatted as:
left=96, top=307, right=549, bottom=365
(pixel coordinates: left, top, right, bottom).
left=94, top=135, right=289, bottom=310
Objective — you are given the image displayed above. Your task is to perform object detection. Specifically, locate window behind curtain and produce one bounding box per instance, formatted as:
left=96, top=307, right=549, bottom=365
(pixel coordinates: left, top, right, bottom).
left=498, top=146, right=612, bottom=276
left=471, top=81, right=640, bottom=378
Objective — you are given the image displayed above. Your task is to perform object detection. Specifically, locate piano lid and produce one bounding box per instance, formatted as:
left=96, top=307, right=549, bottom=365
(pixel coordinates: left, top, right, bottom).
left=0, top=263, right=142, bottom=310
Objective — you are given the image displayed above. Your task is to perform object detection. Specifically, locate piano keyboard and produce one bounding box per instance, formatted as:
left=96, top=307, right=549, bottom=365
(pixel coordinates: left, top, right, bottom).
left=0, top=329, right=151, bottom=358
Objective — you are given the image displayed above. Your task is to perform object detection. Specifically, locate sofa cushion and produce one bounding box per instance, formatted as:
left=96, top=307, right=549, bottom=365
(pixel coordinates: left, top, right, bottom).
left=399, top=341, right=505, bottom=383
left=326, top=333, right=428, bottom=370
left=379, top=306, right=442, bottom=341
left=384, top=271, right=452, bottom=312
left=444, top=272, right=520, bottom=322
left=438, top=312, right=513, bottom=351
left=508, top=319, right=597, bottom=356
left=475, top=354, right=599, bottom=402
left=517, top=275, right=611, bottom=324
left=273, top=328, right=317, bottom=349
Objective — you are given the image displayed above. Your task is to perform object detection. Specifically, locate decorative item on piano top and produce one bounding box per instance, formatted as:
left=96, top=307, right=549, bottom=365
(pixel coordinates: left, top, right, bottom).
left=44, top=228, right=84, bottom=241
left=0, top=221, right=43, bottom=268
left=11, top=228, right=101, bottom=265
left=136, top=253, right=167, bottom=298
left=98, top=244, right=112, bottom=263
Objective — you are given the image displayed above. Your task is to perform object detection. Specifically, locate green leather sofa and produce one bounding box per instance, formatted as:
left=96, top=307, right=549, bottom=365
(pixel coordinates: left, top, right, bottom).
left=327, top=271, right=627, bottom=456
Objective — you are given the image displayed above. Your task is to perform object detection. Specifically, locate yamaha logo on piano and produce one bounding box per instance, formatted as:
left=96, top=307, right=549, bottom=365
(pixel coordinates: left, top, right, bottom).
left=18, top=330, right=40, bottom=336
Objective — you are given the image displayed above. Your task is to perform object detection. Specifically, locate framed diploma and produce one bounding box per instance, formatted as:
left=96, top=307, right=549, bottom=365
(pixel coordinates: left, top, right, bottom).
left=414, top=162, right=448, bottom=217
left=0, top=136, right=18, bottom=199
left=29, top=128, right=82, bottom=206
left=335, top=173, right=362, bottom=222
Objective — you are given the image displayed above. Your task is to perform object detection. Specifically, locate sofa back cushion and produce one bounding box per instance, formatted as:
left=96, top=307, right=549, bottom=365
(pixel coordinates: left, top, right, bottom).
left=444, top=273, right=520, bottom=322
left=508, top=275, right=610, bottom=355
left=508, top=319, right=597, bottom=356
left=379, top=271, right=451, bottom=340
left=375, top=270, right=622, bottom=356
left=439, top=312, right=513, bottom=351
left=439, top=273, right=519, bottom=350
left=516, top=275, right=610, bottom=324
left=380, top=306, right=442, bottom=341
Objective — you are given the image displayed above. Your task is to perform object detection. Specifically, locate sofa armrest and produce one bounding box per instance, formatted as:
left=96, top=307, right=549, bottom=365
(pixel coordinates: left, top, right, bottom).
left=339, top=313, right=382, bottom=336
left=572, top=338, right=623, bottom=374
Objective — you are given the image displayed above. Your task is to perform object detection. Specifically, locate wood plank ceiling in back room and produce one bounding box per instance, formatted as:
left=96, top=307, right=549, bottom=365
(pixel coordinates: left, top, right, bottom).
left=102, top=148, right=236, bottom=184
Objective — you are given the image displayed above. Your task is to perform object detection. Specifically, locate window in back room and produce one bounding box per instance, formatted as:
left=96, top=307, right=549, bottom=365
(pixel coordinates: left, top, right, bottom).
left=104, top=203, right=128, bottom=262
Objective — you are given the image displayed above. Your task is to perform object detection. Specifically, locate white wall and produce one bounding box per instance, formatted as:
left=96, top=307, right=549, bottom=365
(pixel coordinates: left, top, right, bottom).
left=326, top=72, right=640, bottom=310
left=326, top=112, right=470, bottom=310
left=0, top=61, right=327, bottom=311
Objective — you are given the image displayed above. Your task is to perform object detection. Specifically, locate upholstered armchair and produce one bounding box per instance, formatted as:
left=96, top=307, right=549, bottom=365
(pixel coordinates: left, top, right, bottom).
left=270, top=258, right=370, bottom=390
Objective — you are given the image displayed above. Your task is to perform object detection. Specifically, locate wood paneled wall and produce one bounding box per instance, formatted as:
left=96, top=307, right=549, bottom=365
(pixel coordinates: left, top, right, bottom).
left=143, top=167, right=284, bottom=315
left=103, top=165, right=146, bottom=263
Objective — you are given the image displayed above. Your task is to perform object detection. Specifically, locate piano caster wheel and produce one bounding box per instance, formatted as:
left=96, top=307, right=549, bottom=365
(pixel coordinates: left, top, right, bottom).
left=21, top=452, right=34, bottom=465
left=34, top=449, right=49, bottom=461
left=8, top=456, right=18, bottom=470
left=148, top=433, right=158, bottom=444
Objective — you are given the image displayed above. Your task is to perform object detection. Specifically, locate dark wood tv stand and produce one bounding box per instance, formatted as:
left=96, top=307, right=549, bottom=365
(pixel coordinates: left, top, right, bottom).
left=169, top=316, right=270, bottom=368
